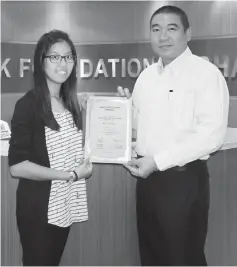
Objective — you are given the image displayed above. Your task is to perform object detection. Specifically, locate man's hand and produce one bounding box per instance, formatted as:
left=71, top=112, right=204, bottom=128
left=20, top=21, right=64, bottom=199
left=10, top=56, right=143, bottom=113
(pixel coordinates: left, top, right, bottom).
left=124, top=156, right=158, bottom=178
left=117, top=86, right=131, bottom=98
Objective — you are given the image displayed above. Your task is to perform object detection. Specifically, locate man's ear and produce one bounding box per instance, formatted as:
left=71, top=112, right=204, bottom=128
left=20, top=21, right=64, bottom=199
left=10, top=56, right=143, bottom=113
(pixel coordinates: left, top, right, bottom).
left=186, top=27, right=191, bottom=42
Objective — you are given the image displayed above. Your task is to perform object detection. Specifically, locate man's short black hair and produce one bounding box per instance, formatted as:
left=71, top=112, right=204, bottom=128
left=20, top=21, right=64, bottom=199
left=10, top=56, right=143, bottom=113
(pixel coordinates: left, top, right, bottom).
left=150, top=5, right=190, bottom=31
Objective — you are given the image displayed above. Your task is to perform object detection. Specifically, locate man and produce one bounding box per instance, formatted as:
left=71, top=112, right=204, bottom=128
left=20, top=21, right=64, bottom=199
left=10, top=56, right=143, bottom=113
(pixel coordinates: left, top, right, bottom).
left=118, top=5, right=229, bottom=266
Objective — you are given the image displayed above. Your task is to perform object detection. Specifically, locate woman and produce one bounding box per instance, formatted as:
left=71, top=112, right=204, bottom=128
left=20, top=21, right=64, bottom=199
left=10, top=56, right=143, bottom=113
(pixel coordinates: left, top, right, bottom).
left=8, top=30, right=92, bottom=266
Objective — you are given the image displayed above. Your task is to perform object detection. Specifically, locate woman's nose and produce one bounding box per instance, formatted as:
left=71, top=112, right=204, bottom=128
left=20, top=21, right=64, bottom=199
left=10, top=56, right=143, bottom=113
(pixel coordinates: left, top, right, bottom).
left=59, top=58, right=67, bottom=66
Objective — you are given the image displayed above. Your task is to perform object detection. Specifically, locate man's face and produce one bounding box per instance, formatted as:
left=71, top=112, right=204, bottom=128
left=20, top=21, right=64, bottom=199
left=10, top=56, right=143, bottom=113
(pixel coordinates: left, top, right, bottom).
left=150, top=13, right=191, bottom=65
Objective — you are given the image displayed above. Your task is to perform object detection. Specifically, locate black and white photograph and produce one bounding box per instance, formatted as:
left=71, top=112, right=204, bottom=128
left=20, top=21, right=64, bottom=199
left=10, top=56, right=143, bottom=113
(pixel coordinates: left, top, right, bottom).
left=1, top=1, right=237, bottom=266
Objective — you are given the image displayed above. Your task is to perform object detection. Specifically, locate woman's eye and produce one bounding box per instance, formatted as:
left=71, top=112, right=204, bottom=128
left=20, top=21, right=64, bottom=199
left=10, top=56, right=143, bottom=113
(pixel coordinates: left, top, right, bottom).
left=51, top=55, right=60, bottom=60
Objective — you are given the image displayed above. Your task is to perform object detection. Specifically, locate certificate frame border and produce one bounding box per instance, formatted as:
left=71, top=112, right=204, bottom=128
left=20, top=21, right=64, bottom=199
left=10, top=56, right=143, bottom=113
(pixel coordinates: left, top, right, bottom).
left=84, top=96, right=132, bottom=164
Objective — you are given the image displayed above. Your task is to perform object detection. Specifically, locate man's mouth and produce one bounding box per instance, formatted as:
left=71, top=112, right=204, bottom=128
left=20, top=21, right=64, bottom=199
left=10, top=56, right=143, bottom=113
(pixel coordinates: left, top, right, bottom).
left=159, top=45, right=172, bottom=49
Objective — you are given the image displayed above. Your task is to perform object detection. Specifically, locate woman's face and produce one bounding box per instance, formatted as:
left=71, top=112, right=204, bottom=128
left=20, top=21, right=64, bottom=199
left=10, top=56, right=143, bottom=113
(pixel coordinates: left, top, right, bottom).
left=43, top=41, right=75, bottom=86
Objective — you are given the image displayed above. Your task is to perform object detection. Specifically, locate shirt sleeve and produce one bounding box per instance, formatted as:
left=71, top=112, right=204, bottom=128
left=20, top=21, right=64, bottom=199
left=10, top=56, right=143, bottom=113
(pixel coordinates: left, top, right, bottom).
left=154, top=68, right=230, bottom=171
left=8, top=97, right=34, bottom=166
left=132, top=74, right=143, bottom=131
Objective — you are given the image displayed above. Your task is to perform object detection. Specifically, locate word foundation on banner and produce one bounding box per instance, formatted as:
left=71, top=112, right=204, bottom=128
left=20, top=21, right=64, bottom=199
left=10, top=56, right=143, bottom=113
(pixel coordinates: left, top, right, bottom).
left=1, top=57, right=158, bottom=79
left=1, top=56, right=237, bottom=80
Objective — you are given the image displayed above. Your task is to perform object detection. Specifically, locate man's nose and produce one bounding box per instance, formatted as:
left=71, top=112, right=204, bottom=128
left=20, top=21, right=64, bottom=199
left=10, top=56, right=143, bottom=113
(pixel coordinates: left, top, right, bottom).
left=160, top=30, right=169, bottom=40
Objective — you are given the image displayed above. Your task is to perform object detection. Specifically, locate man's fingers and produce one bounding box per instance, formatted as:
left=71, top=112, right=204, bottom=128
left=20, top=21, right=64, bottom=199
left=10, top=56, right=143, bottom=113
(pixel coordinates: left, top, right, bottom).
left=117, top=86, right=131, bottom=98
left=124, top=88, right=130, bottom=98
left=124, top=164, right=140, bottom=177
left=127, top=159, right=139, bottom=167
left=117, top=86, right=125, bottom=96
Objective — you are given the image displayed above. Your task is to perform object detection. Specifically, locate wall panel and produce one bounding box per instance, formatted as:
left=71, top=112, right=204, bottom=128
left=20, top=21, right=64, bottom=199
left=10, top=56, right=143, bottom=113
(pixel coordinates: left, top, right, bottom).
left=1, top=1, right=237, bottom=44
left=226, top=148, right=237, bottom=265
left=69, top=1, right=138, bottom=43
left=1, top=1, right=48, bottom=42
left=184, top=1, right=231, bottom=38
left=230, top=1, right=237, bottom=35
left=1, top=158, right=22, bottom=266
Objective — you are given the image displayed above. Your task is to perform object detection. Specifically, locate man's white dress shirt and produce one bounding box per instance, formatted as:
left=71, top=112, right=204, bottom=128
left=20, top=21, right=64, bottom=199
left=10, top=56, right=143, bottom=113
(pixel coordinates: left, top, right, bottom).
left=132, top=47, right=229, bottom=171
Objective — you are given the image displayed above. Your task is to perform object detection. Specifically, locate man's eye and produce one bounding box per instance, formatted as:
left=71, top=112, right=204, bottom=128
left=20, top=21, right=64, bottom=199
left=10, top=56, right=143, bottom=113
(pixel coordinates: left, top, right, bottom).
left=168, top=27, right=176, bottom=31
left=66, top=55, right=73, bottom=59
left=152, top=28, right=160, bottom=32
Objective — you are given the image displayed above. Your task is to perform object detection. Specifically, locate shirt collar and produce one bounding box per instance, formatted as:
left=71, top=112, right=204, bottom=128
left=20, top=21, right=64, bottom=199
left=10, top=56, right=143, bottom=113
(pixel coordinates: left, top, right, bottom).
left=157, top=46, right=192, bottom=74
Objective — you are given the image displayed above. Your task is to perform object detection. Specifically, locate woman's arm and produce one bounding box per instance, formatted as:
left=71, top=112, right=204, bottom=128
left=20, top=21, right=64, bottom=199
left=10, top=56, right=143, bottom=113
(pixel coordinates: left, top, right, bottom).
left=9, top=95, right=71, bottom=181
left=9, top=93, right=92, bottom=182
left=10, top=160, right=71, bottom=181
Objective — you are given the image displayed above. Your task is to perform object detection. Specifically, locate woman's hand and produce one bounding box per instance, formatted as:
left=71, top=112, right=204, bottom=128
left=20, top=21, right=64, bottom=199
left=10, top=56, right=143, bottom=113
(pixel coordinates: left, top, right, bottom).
left=74, top=157, right=93, bottom=180
left=79, top=93, right=90, bottom=111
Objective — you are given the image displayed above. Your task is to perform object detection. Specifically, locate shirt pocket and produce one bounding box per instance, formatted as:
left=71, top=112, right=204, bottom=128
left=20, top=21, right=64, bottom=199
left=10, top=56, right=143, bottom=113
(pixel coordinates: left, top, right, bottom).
left=172, top=88, right=196, bottom=130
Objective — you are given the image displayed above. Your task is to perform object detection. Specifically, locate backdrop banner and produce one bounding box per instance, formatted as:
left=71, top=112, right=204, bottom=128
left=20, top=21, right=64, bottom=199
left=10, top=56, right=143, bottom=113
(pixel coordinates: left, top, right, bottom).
left=1, top=37, right=237, bottom=96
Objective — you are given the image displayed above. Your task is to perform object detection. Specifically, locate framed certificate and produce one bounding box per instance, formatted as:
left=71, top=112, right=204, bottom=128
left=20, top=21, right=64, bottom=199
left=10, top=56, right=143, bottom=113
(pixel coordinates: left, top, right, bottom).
left=85, top=96, right=132, bottom=164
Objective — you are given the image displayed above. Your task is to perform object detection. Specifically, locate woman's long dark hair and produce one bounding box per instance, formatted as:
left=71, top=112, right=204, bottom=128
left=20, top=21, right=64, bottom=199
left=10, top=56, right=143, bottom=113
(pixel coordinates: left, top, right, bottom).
left=33, top=30, right=82, bottom=131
